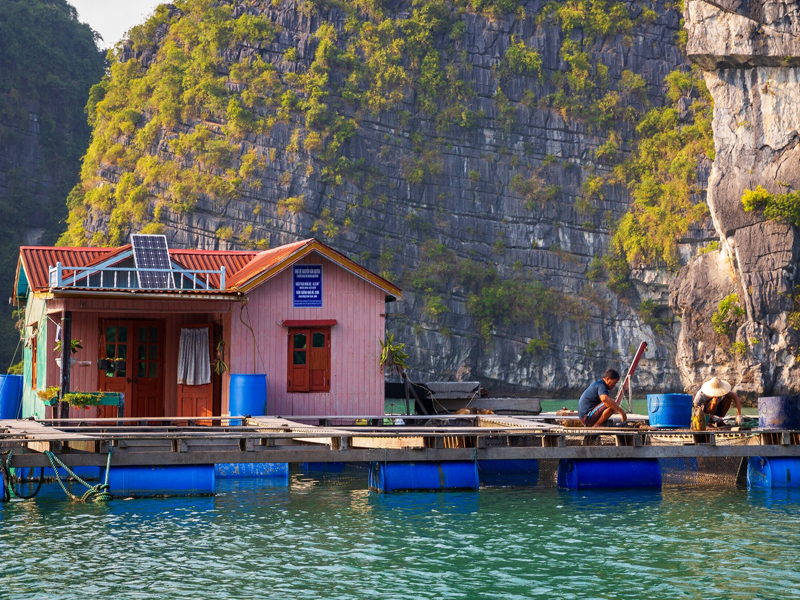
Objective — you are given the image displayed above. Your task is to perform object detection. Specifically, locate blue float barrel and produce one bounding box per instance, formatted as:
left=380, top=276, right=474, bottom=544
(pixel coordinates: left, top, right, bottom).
left=0, top=375, right=23, bottom=419
left=558, top=459, right=662, bottom=489
left=215, top=462, right=288, bottom=478
left=478, top=460, right=539, bottom=486
left=647, top=393, right=692, bottom=428
left=101, top=465, right=215, bottom=497
left=369, top=461, right=479, bottom=493
left=758, top=396, right=800, bottom=430
left=229, top=374, right=267, bottom=425
left=747, top=457, right=800, bottom=488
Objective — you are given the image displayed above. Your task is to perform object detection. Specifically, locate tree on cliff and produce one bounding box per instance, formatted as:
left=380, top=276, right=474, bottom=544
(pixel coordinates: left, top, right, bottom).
left=0, top=0, right=105, bottom=370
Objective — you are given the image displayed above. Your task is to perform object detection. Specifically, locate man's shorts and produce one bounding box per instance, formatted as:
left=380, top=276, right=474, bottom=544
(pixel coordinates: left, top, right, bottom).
left=580, top=403, right=605, bottom=426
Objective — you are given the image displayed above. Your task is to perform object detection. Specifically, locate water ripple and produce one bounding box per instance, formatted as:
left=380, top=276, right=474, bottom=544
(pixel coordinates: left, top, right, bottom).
left=1, top=478, right=800, bottom=599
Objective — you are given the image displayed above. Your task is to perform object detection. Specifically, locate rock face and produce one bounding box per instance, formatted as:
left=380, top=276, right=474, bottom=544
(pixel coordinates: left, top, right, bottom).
left=73, top=0, right=717, bottom=396
left=674, top=0, right=800, bottom=399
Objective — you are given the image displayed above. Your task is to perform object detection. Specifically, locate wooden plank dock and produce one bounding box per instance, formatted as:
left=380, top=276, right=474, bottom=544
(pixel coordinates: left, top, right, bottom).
left=2, top=416, right=799, bottom=469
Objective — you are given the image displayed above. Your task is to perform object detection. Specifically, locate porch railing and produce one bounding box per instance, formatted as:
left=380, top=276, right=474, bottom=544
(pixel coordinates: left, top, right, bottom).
left=48, top=263, right=227, bottom=291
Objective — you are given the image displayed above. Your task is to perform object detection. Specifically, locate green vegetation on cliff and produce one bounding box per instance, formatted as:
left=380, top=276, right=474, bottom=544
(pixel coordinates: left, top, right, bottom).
left=742, top=185, right=800, bottom=227
left=608, top=67, right=714, bottom=273
left=0, top=0, right=104, bottom=369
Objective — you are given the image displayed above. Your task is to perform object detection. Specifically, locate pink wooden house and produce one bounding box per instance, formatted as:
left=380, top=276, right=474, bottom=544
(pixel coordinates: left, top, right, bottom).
left=13, top=237, right=401, bottom=420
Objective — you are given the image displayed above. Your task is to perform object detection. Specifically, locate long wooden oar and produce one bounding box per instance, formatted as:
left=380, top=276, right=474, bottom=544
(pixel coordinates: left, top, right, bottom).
left=614, top=341, right=647, bottom=412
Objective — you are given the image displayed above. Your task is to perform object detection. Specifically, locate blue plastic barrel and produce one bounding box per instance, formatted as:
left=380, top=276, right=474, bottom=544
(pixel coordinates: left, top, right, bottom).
left=747, top=457, right=800, bottom=488
left=215, top=462, right=288, bottom=479
left=101, top=465, right=215, bottom=497
left=478, top=459, right=539, bottom=486
left=647, top=393, right=692, bottom=428
left=557, top=459, right=662, bottom=489
left=758, top=396, right=800, bottom=430
left=229, top=374, right=267, bottom=425
left=15, top=466, right=100, bottom=481
left=369, top=461, right=479, bottom=493
left=0, top=375, right=23, bottom=419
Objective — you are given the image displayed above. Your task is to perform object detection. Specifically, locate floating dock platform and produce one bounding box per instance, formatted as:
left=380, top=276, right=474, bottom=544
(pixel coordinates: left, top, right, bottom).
left=2, top=414, right=799, bottom=470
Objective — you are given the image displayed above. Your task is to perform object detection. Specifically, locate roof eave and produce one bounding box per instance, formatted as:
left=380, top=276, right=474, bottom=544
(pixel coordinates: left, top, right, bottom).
left=234, top=240, right=402, bottom=300
left=49, top=289, right=244, bottom=301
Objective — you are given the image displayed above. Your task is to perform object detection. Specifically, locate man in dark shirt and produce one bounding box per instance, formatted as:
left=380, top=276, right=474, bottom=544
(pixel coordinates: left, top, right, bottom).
left=578, top=368, right=626, bottom=427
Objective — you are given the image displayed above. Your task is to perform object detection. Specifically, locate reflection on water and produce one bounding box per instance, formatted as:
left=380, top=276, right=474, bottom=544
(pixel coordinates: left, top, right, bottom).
left=1, top=471, right=799, bottom=599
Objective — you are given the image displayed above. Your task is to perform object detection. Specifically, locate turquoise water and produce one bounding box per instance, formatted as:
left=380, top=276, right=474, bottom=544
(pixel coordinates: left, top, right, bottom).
left=2, top=469, right=799, bottom=599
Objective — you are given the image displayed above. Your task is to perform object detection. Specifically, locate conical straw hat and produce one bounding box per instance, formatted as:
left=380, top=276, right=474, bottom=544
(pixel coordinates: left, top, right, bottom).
left=701, top=377, right=731, bottom=397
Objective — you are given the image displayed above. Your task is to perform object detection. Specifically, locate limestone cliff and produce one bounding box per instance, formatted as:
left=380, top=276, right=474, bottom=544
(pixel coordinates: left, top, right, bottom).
left=66, top=0, right=716, bottom=396
left=673, top=0, right=800, bottom=399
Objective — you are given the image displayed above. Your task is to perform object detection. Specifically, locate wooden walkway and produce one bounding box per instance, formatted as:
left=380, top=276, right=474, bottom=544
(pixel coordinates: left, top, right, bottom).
left=2, top=415, right=799, bottom=468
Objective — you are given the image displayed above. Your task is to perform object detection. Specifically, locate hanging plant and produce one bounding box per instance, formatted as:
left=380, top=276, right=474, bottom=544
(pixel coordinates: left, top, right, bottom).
left=215, top=339, right=228, bottom=375
left=54, top=339, right=82, bottom=355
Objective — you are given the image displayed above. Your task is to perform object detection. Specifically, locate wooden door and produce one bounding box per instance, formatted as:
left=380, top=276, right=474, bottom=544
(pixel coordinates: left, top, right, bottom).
left=177, top=324, right=213, bottom=420
left=99, top=320, right=164, bottom=418
left=131, top=322, right=164, bottom=418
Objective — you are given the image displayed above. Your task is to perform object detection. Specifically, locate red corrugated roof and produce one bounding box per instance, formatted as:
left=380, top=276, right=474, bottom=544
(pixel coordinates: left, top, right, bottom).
left=18, top=247, right=119, bottom=291
left=16, top=239, right=401, bottom=300
left=225, top=239, right=311, bottom=288
left=170, top=249, right=258, bottom=289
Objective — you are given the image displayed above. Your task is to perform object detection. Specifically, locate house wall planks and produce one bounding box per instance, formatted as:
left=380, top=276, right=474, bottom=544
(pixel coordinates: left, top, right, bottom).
left=227, top=253, right=386, bottom=417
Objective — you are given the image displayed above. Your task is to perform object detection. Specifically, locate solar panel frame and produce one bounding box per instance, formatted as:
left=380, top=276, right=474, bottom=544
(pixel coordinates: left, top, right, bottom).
left=131, top=234, right=174, bottom=289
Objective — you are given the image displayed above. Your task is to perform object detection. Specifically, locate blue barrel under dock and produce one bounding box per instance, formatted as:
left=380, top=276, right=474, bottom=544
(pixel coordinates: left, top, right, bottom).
left=369, top=461, right=479, bottom=493
left=558, top=459, right=662, bottom=490
left=101, top=465, right=216, bottom=497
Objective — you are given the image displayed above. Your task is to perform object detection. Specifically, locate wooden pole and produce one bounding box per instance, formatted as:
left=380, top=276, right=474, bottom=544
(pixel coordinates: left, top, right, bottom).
left=59, top=311, right=71, bottom=420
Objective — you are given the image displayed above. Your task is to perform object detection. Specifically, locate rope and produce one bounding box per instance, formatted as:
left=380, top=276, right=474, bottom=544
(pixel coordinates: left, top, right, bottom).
left=43, top=450, right=113, bottom=503
left=1, top=450, right=44, bottom=500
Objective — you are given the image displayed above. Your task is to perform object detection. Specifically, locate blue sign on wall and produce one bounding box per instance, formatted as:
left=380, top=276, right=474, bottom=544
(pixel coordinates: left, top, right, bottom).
left=293, top=265, right=323, bottom=308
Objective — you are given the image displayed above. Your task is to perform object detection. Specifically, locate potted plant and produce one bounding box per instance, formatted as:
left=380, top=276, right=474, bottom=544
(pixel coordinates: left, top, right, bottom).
left=97, top=358, right=112, bottom=370
left=113, top=357, right=127, bottom=371
left=62, top=391, right=102, bottom=410
left=54, top=339, right=82, bottom=369
left=36, top=386, right=61, bottom=406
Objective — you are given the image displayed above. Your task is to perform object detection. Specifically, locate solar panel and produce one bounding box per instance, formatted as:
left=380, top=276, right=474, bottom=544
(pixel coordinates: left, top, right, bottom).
left=131, top=234, right=174, bottom=289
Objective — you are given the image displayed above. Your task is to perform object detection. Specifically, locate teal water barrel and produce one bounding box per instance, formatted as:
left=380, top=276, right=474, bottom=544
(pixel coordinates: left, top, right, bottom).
left=647, top=393, right=692, bottom=428
left=558, top=459, right=661, bottom=489
left=478, top=460, right=539, bottom=486
left=101, top=465, right=215, bottom=497
left=369, top=461, right=479, bottom=493
left=758, top=396, right=800, bottom=430
left=0, top=375, right=23, bottom=419
left=747, top=457, right=800, bottom=488
left=229, top=374, right=267, bottom=425
left=215, top=462, right=288, bottom=478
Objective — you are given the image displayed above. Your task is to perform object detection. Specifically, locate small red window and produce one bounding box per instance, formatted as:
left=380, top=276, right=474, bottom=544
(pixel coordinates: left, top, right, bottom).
left=288, top=327, right=330, bottom=393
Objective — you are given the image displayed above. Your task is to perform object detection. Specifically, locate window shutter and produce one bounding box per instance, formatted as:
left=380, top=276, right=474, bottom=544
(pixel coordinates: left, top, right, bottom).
left=309, top=328, right=330, bottom=392
left=287, top=329, right=309, bottom=392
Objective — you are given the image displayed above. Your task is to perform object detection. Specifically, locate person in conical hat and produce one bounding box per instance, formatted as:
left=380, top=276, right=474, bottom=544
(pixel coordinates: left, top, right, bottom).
left=693, top=377, right=742, bottom=426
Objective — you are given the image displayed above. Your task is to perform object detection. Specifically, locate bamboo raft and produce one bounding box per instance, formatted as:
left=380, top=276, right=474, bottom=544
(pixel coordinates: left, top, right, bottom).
left=2, top=414, right=799, bottom=469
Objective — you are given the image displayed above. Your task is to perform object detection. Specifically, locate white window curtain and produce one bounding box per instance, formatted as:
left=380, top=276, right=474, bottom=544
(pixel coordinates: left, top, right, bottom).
left=177, top=327, right=211, bottom=385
